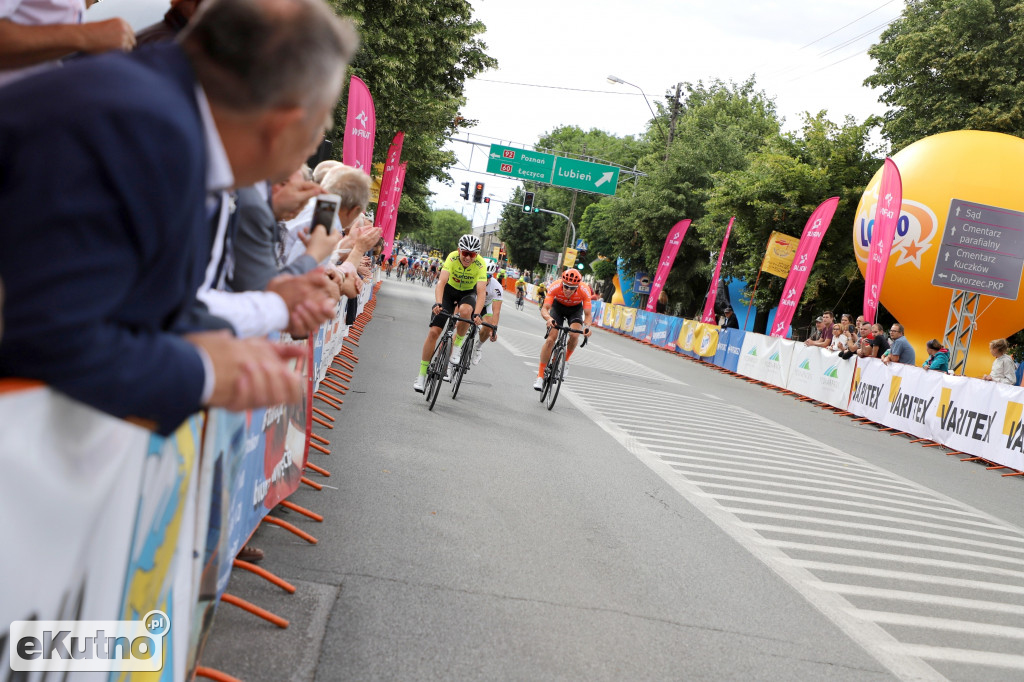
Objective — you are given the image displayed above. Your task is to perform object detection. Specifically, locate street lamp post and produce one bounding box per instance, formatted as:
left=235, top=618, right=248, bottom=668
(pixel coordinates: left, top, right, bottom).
left=607, top=74, right=667, bottom=138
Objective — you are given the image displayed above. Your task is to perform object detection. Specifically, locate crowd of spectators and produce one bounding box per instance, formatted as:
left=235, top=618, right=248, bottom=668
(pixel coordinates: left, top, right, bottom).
left=797, top=310, right=1024, bottom=385
left=0, top=0, right=379, bottom=434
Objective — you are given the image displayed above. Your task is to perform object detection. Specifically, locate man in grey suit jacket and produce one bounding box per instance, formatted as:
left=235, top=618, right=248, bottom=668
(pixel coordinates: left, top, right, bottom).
left=229, top=174, right=337, bottom=292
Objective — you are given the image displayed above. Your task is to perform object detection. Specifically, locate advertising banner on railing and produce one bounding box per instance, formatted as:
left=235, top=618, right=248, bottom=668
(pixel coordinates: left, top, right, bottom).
left=736, top=332, right=796, bottom=386
left=664, top=316, right=684, bottom=351
left=677, top=319, right=699, bottom=356
left=787, top=344, right=856, bottom=409
left=713, top=328, right=732, bottom=367
left=618, top=306, right=637, bottom=333
left=632, top=310, right=653, bottom=340
left=592, top=300, right=605, bottom=326
left=847, top=358, right=1024, bottom=471
left=695, top=323, right=720, bottom=358
left=0, top=385, right=149, bottom=659
left=723, top=330, right=746, bottom=373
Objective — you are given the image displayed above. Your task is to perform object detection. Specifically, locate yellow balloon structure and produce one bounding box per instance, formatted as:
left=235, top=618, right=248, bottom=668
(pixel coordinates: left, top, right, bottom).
left=853, top=130, right=1024, bottom=378
left=610, top=274, right=625, bottom=305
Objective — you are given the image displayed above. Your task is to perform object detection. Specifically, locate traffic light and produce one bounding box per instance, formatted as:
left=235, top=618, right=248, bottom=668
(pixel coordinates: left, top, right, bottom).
left=473, top=182, right=485, bottom=203
left=523, top=191, right=535, bottom=213
left=459, top=182, right=470, bottom=200
left=483, top=197, right=490, bottom=204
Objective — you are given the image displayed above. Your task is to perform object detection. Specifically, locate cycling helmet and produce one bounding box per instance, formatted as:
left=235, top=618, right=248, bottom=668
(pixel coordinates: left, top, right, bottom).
left=562, top=268, right=582, bottom=286
left=458, top=234, right=481, bottom=253
left=486, top=261, right=498, bottom=275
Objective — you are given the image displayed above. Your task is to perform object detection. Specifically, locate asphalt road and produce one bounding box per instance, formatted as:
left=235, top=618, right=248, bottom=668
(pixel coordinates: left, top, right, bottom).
left=203, top=277, right=1024, bottom=682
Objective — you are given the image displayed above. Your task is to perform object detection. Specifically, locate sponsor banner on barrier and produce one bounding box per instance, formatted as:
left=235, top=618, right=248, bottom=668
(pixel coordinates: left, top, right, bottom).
left=848, top=359, right=1024, bottom=471
left=664, top=316, right=684, bottom=351
left=0, top=386, right=148, bottom=667
left=724, top=330, right=745, bottom=373
left=695, top=323, right=719, bottom=357
left=592, top=300, right=604, bottom=326
left=678, top=319, right=699, bottom=354
left=618, top=307, right=637, bottom=333
left=120, top=415, right=207, bottom=680
left=736, top=332, right=796, bottom=386
left=632, top=310, right=652, bottom=340
left=713, top=328, right=731, bottom=367
left=787, top=344, right=855, bottom=409
left=602, top=302, right=616, bottom=328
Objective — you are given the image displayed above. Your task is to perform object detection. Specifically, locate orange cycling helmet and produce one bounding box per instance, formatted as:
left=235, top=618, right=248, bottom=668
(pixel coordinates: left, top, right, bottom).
left=562, top=269, right=582, bottom=285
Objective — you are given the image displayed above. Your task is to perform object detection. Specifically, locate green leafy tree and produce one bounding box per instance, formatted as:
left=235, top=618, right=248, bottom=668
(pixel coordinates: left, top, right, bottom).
left=328, top=1, right=497, bottom=235
left=865, top=0, right=1024, bottom=150
left=410, top=209, right=471, bottom=254
left=699, top=112, right=879, bottom=331
left=584, top=78, right=781, bottom=315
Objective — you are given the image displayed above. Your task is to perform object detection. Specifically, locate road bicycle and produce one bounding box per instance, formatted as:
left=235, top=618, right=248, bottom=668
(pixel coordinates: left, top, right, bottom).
left=539, top=323, right=588, bottom=411
left=423, top=311, right=496, bottom=409
left=448, top=318, right=497, bottom=400
left=515, top=290, right=525, bottom=311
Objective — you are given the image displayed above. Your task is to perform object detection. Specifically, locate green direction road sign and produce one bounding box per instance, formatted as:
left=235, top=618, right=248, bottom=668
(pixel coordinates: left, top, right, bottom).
left=486, top=144, right=621, bottom=195
left=486, top=144, right=554, bottom=183
left=551, top=156, right=619, bottom=196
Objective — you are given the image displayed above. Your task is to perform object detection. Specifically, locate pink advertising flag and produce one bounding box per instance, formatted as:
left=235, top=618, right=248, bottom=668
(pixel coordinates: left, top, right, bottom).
left=374, top=132, right=404, bottom=225
left=342, top=76, right=376, bottom=174
left=701, top=217, right=734, bottom=323
left=380, top=162, right=407, bottom=257
left=770, top=197, right=841, bottom=337
left=645, top=219, right=691, bottom=312
left=863, top=158, right=902, bottom=325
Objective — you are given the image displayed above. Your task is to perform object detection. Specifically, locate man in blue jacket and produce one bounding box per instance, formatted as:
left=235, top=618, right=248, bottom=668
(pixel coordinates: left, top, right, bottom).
left=0, top=0, right=357, bottom=434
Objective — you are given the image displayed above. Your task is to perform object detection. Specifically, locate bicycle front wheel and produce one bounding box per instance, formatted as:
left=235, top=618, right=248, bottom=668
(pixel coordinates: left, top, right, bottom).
left=545, top=347, right=565, bottom=410
left=427, top=336, right=450, bottom=410
left=451, top=337, right=473, bottom=399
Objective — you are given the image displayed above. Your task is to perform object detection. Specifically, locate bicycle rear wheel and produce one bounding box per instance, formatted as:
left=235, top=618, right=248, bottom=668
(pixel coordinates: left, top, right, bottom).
left=545, top=347, right=565, bottom=410
left=427, top=336, right=450, bottom=410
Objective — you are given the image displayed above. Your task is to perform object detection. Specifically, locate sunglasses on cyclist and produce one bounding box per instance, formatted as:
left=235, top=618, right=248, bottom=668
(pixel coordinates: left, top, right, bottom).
left=562, top=284, right=578, bottom=291
left=460, top=249, right=477, bottom=257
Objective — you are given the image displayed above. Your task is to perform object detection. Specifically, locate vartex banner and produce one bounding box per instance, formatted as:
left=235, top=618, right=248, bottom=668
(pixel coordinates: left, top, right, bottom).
left=849, top=357, right=1024, bottom=472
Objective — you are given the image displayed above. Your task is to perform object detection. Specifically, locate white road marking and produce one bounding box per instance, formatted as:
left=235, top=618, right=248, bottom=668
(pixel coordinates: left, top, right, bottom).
left=562, top=373, right=1024, bottom=682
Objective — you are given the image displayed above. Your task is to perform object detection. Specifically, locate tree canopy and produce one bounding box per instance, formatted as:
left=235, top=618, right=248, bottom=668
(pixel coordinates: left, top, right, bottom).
left=328, top=0, right=497, bottom=235
left=865, top=0, right=1024, bottom=151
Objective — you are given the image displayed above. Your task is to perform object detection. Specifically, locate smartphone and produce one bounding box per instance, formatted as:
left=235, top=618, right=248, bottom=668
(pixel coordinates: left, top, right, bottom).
left=310, top=193, right=341, bottom=235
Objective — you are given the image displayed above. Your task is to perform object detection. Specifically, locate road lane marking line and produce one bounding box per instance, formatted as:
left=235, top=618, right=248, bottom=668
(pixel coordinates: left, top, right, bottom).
left=762, top=541, right=1024, bottom=580
left=852, top=609, right=1024, bottom=639
left=786, top=560, right=1024, bottom=596
left=816, top=582, right=1024, bottom=615
left=560, top=386, right=947, bottom=682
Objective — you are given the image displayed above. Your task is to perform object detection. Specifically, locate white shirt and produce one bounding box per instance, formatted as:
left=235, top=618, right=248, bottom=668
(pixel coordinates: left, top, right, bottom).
left=0, top=0, right=85, bottom=89
left=483, top=276, right=503, bottom=306
left=193, top=85, right=288, bottom=339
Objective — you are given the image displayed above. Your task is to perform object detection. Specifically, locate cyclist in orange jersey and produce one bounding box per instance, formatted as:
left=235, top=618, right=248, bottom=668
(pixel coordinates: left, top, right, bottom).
left=534, top=268, right=592, bottom=391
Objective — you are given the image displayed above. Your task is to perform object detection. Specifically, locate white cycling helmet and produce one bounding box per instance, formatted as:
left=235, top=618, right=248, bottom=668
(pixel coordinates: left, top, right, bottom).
left=458, top=234, right=482, bottom=253
left=486, top=261, right=498, bottom=275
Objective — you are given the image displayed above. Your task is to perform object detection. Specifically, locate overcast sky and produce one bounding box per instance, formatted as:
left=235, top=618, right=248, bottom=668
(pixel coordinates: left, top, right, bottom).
left=437, top=0, right=905, bottom=223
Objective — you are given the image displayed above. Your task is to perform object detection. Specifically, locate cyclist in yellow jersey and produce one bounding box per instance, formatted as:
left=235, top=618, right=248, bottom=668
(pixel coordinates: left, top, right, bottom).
left=414, top=234, right=488, bottom=392
left=534, top=280, right=547, bottom=308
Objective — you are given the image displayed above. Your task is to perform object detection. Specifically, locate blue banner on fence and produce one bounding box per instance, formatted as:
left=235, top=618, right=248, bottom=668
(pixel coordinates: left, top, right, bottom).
left=632, top=310, right=652, bottom=340
left=724, top=330, right=746, bottom=372
left=713, top=328, right=731, bottom=367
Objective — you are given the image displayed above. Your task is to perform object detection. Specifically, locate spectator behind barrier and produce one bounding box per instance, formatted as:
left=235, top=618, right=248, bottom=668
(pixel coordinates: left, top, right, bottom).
left=229, top=166, right=334, bottom=292
left=882, top=323, right=916, bottom=366
left=982, top=338, right=1017, bottom=384
left=136, top=0, right=203, bottom=45
left=312, top=159, right=341, bottom=184
left=319, top=165, right=379, bottom=300
left=805, top=311, right=834, bottom=347
left=0, top=0, right=358, bottom=435
left=923, top=339, right=950, bottom=372
left=0, top=0, right=135, bottom=89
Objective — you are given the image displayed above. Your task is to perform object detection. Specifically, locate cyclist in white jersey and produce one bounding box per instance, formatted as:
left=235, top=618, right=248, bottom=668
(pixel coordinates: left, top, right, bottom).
left=473, top=262, right=504, bottom=365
